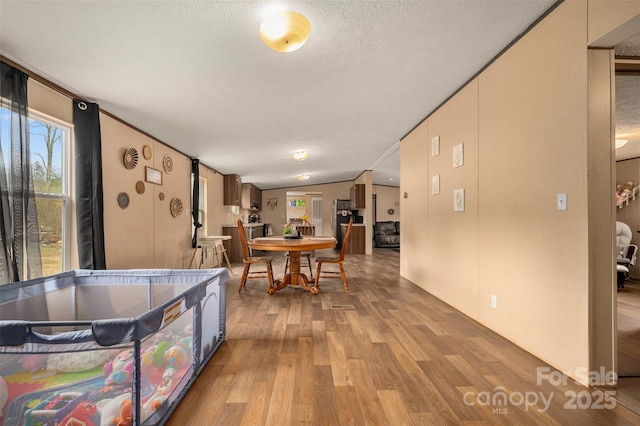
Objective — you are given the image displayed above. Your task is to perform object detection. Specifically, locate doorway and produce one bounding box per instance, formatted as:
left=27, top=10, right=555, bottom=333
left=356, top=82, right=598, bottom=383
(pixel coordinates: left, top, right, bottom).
left=614, top=57, right=640, bottom=413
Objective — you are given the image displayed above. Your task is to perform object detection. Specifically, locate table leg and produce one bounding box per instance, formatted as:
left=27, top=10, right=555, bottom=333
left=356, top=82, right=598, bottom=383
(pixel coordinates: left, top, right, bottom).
left=268, top=251, right=318, bottom=294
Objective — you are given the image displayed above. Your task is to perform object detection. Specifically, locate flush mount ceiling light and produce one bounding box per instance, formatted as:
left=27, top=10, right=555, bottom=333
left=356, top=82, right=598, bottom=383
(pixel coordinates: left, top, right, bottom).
left=297, top=174, right=310, bottom=181
left=615, top=139, right=629, bottom=149
left=291, top=150, right=309, bottom=161
left=259, top=11, right=311, bottom=53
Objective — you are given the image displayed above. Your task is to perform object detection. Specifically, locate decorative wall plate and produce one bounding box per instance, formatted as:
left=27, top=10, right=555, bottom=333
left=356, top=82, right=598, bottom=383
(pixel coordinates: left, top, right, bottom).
left=135, top=181, right=145, bottom=194
left=118, top=192, right=129, bottom=209
left=163, top=155, right=173, bottom=173
left=387, top=208, right=395, bottom=215
left=159, top=192, right=165, bottom=201
left=123, top=148, right=138, bottom=169
left=170, top=198, right=183, bottom=217
left=142, top=145, right=152, bottom=160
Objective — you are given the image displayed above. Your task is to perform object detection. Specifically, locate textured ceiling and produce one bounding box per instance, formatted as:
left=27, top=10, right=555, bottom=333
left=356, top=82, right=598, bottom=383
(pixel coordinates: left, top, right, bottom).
left=0, top=0, right=586, bottom=189
left=615, top=29, right=640, bottom=162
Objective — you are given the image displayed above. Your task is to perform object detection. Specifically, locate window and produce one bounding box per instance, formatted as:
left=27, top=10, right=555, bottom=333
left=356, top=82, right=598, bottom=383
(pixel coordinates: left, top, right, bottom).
left=1, top=106, right=71, bottom=275
left=30, top=112, right=71, bottom=275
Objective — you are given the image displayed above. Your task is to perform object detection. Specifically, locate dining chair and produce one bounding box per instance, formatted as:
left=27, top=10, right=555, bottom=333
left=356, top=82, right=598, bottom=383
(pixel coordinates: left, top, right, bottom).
left=314, top=219, right=353, bottom=293
left=237, top=220, right=275, bottom=293
left=284, top=221, right=315, bottom=278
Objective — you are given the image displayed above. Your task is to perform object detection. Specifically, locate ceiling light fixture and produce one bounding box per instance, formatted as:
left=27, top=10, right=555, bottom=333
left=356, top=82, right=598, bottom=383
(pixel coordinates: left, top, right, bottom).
left=297, top=174, right=310, bottom=181
left=615, top=139, right=629, bottom=149
left=291, top=150, right=309, bottom=161
left=259, top=11, right=311, bottom=53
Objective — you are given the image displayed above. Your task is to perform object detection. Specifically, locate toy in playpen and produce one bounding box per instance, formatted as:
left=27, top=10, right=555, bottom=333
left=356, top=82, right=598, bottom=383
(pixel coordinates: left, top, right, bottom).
left=0, top=269, right=228, bottom=426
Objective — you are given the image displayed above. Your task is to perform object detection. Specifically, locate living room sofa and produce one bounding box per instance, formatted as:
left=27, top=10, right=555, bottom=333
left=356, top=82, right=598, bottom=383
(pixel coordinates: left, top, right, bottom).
left=374, top=221, right=400, bottom=249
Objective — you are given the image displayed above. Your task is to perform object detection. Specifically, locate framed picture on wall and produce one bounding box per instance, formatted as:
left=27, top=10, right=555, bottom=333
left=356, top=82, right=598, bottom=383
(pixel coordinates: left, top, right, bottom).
left=145, top=166, right=163, bottom=185
left=453, top=143, right=464, bottom=168
left=454, top=188, right=465, bottom=212
left=431, top=135, right=440, bottom=157
left=432, top=175, right=440, bottom=195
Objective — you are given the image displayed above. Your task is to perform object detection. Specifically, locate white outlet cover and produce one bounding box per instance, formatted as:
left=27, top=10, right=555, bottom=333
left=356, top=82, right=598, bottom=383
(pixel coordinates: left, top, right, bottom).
left=557, top=193, right=567, bottom=211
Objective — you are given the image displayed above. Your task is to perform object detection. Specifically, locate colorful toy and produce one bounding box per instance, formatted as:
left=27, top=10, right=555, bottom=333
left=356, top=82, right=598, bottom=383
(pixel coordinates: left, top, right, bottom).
left=104, top=349, right=134, bottom=386
left=59, top=400, right=97, bottom=426
left=0, top=375, right=7, bottom=417
left=114, top=399, right=132, bottom=426
left=95, top=392, right=131, bottom=426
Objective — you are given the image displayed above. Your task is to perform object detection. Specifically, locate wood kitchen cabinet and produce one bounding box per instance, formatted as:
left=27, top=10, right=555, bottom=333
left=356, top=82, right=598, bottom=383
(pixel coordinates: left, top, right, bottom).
left=342, top=223, right=365, bottom=254
left=350, top=184, right=365, bottom=209
left=222, top=224, right=264, bottom=263
left=242, top=183, right=262, bottom=211
left=223, top=174, right=242, bottom=206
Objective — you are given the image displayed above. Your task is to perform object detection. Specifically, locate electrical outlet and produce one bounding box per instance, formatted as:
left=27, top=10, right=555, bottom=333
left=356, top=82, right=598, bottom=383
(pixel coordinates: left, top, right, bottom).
left=491, top=295, right=497, bottom=309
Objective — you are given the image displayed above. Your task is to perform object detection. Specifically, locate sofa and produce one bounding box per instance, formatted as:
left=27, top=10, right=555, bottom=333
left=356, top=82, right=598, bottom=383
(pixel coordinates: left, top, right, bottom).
left=374, top=221, right=400, bottom=249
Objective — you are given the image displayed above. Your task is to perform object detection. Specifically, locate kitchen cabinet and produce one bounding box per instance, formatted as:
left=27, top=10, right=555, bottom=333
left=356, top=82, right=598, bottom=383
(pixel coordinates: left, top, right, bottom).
left=242, top=183, right=262, bottom=211
left=222, top=224, right=264, bottom=263
left=224, top=174, right=242, bottom=206
left=342, top=223, right=365, bottom=254
left=350, top=184, right=365, bottom=209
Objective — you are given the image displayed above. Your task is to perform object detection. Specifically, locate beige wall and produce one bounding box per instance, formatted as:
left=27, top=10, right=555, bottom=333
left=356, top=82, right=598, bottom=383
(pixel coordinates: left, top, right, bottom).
left=373, top=185, right=400, bottom=222
left=101, top=116, right=193, bottom=269
left=428, top=80, right=479, bottom=319
left=617, top=158, right=640, bottom=278
left=400, top=0, right=639, bottom=384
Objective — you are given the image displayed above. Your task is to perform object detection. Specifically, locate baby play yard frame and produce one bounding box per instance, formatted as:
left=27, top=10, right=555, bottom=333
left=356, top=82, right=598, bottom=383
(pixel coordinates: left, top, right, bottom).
left=0, top=268, right=228, bottom=426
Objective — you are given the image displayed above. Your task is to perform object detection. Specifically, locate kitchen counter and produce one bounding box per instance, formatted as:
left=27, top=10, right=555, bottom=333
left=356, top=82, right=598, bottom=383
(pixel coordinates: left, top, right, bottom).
left=222, top=223, right=264, bottom=227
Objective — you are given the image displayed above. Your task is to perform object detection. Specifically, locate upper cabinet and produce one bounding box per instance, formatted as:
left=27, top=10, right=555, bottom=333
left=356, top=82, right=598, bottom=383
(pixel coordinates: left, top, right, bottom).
left=350, top=184, right=365, bottom=209
left=242, top=183, right=262, bottom=211
left=223, top=174, right=242, bottom=206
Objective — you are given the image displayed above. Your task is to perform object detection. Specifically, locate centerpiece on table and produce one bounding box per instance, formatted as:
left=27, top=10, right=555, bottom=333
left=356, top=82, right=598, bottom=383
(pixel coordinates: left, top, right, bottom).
left=283, top=223, right=302, bottom=239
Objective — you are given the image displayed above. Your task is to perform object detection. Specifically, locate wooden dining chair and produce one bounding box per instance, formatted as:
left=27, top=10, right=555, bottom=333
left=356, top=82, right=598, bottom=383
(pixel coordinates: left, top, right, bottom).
left=237, top=220, right=275, bottom=293
left=314, top=219, right=353, bottom=293
left=284, top=221, right=315, bottom=278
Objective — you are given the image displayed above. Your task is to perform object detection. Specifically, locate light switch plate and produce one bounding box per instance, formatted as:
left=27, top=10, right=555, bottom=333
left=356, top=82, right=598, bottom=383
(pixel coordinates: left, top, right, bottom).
left=557, top=193, right=567, bottom=211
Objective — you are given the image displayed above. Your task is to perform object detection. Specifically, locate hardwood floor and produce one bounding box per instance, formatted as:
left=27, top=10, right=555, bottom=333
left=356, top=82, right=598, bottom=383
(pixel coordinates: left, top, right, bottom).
left=167, top=249, right=640, bottom=425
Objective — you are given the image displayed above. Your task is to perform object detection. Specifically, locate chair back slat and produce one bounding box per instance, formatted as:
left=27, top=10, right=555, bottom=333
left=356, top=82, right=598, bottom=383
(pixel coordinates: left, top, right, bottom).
left=237, top=220, right=251, bottom=260
left=339, top=220, right=353, bottom=260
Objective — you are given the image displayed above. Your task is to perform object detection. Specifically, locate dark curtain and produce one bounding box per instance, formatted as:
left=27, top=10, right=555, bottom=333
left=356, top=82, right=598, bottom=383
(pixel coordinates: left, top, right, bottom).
left=191, top=158, right=203, bottom=248
left=73, top=99, right=106, bottom=270
left=0, top=61, right=42, bottom=283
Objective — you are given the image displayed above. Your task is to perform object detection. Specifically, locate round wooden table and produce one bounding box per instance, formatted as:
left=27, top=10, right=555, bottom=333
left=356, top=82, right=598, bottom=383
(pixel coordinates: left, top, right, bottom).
left=248, top=236, right=337, bottom=294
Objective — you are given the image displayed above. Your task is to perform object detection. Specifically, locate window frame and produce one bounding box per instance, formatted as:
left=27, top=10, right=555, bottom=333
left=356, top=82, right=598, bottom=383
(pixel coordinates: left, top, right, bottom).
left=27, top=108, right=72, bottom=273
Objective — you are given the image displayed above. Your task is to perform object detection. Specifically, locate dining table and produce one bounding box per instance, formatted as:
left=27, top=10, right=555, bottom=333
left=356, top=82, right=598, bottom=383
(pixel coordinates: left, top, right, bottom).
left=248, top=235, right=337, bottom=294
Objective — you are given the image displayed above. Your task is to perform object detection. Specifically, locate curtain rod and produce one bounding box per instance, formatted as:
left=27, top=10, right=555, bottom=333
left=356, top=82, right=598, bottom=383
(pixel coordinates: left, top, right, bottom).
left=0, top=55, right=221, bottom=175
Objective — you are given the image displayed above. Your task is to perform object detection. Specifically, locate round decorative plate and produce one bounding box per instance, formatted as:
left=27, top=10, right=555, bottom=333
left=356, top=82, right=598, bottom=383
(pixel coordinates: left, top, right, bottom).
left=170, top=197, right=183, bottom=217
left=135, top=181, right=145, bottom=194
left=142, top=145, right=152, bottom=160
left=118, top=192, right=129, bottom=209
left=123, top=148, right=138, bottom=169
left=163, top=155, right=173, bottom=173
left=159, top=192, right=165, bottom=201
left=387, top=208, right=395, bottom=215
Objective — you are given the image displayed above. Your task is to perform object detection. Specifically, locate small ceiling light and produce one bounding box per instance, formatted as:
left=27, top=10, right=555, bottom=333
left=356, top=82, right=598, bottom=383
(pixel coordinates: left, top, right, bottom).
left=297, top=174, right=310, bottom=181
left=615, top=139, right=629, bottom=149
left=291, top=150, right=309, bottom=161
left=259, top=11, right=311, bottom=53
